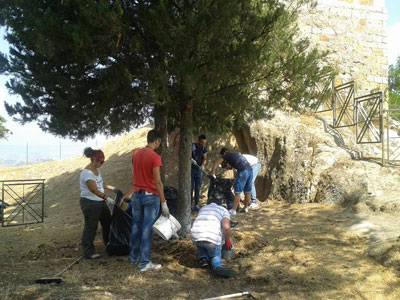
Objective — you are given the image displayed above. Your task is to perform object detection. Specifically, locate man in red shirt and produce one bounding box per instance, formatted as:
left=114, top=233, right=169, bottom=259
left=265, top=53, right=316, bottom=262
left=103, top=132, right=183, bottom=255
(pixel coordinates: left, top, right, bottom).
left=122, top=129, right=169, bottom=272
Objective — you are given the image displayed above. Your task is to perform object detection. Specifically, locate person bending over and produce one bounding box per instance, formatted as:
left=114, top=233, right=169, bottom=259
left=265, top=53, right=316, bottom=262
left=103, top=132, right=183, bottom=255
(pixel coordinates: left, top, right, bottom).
left=211, top=148, right=253, bottom=215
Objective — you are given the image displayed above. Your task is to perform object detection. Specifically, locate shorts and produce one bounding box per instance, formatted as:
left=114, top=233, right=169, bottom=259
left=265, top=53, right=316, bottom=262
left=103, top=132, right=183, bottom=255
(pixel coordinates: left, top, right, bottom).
left=234, top=169, right=253, bottom=194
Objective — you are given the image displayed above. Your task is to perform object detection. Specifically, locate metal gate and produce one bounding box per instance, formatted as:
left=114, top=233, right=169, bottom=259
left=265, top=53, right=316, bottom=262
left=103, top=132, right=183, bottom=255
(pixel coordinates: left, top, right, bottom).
left=383, top=109, right=400, bottom=166
left=355, top=91, right=383, bottom=144
left=313, top=76, right=334, bottom=113
left=1, top=179, right=45, bottom=227
left=333, top=81, right=355, bottom=128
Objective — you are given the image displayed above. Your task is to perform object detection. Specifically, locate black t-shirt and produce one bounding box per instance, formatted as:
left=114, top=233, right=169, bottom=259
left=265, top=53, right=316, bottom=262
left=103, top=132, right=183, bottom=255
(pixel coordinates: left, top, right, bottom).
left=223, top=153, right=251, bottom=171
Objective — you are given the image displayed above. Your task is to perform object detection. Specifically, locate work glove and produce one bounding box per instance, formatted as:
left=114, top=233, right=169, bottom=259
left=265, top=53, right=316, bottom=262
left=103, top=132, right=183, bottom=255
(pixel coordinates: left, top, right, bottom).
left=112, top=187, right=121, bottom=194
left=200, top=165, right=205, bottom=171
left=106, top=197, right=115, bottom=206
left=208, top=174, right=216, bottom=180
left=225, top=239, right=233, bottom=250
left=191, top=158, right=198, bottom=166
left=161, top=202, right=170, bottom=218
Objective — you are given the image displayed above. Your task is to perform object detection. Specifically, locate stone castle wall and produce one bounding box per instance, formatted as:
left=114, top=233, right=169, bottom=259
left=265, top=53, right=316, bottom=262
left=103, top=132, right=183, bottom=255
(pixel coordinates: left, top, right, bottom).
left=297, top=0, right=388, bottom=96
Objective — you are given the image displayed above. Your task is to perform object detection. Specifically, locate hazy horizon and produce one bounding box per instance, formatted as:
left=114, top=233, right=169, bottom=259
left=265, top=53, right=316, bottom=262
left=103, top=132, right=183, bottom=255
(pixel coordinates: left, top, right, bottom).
left=0, top=143, right=87, bottom=167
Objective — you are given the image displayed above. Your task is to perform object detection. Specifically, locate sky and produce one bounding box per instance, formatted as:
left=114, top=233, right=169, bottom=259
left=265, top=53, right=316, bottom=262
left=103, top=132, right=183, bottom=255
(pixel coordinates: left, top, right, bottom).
left=0, top=0, right=400, bottom=156
left=0, top=30, right=113, bottom=152
left=386, top=0, right=400, bottom=65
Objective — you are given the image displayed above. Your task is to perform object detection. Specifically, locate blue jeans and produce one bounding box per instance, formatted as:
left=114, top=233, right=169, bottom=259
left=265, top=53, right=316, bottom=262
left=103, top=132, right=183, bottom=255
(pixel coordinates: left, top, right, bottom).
left=234, top=169, right=253, bottom=194
left=195, top=241, right=223, bottom=270
left=251, top=163, right=261, bottom=204
left=129, top=193, right=160, bottom=269
left=191, top=168, right=202, bottom=206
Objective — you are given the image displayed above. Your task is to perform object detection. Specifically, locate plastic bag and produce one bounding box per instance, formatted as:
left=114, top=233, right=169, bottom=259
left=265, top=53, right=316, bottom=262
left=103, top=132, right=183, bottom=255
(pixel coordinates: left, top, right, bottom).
left=207, top=178, right=235, bottom=210
left=106, top=191, right=132, bottom=256
left=107, top=187, right=179, bottom=256
left=159, top=186, right=178, bottom=217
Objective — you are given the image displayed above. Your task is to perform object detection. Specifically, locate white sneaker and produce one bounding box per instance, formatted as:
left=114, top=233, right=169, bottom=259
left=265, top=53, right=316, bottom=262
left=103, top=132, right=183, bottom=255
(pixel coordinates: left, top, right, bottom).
left=229, top=209, right=237, bottom=216
left=139, top=262, right=162, bottom=272
left=86, top=253, right=101, bottom=259
left=249, top=203, right=258, bottom=209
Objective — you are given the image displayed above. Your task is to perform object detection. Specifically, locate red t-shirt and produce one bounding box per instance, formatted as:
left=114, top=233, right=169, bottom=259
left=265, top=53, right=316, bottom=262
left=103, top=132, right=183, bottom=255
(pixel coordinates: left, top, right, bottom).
left=132, top=147, right=163, bottom=195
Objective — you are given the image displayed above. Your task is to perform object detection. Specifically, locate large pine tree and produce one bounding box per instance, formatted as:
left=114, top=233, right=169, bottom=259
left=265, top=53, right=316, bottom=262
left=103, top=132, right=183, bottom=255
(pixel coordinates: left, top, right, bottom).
left=0, top=0, right=333, bottom=232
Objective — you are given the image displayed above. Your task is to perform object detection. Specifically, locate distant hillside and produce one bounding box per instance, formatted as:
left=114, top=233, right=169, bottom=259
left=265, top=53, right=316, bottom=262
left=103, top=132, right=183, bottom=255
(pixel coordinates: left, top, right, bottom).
left=0, top=144, right=90, bottom=167
left=0, top=127, right=150, bottom=221
left=0, top=125, right=235, bottom=225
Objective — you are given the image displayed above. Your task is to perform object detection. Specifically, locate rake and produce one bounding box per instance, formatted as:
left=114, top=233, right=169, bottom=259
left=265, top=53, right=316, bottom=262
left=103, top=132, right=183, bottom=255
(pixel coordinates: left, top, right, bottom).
left=35, top=255, right=84, bottom=284
left=202, top=292, right=256, bottom=300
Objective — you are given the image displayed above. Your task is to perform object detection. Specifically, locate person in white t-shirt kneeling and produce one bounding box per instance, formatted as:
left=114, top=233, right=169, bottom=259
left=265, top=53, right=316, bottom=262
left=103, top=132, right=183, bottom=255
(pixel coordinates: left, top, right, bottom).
left=191, top=202, right=236, bottom=278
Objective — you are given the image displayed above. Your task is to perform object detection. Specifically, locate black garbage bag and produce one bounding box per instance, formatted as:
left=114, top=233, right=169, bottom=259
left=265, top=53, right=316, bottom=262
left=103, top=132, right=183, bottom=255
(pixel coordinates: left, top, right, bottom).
left=107, top=191, right=132, bottom=256
left=163, top=186, right=178, bottom=217
left=107, top=187, right=179, bottom=256
left=207, top=178, right=235, bottom=210
left=0, top=201, right=10, bottom=222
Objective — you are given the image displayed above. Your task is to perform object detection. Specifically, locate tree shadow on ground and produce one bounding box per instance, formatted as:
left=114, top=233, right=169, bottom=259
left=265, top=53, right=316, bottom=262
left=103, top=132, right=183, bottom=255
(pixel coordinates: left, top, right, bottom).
left=1, top=146, right=400, bottom=299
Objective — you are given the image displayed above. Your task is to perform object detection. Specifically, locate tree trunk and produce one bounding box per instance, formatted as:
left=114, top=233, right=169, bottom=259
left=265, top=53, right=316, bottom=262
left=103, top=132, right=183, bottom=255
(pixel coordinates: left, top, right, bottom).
left=154, top=105, right=168, bottom=182
left=233, top=124, right=269, bottom=202
left=177, top=102, right=193, bottom=235
left=233, top=124, right=258, bottom=155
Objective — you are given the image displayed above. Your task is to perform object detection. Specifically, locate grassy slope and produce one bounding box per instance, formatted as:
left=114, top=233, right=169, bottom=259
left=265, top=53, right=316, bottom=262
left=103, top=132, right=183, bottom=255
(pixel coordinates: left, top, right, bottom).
left=1, top=127, right=400, bottom=300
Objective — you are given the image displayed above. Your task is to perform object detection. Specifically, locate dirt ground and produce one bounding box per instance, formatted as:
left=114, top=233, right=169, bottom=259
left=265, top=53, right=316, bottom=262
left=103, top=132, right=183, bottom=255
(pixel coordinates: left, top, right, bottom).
left=1, top=128, right=400, bottom=300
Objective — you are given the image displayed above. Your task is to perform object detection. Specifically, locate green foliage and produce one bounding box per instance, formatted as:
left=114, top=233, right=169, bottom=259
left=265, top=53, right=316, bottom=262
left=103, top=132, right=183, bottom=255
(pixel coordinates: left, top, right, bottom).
left=389, top=56, right=400, bottom=95
left=0, top=115, right=10, bottom=139
left=389, top=57, right=400, bottom=112
left=1, top=0, right=151, bottom=140
left=0, top=0, right=333, bottom=139
left=389, top=91, right=400, bottom=109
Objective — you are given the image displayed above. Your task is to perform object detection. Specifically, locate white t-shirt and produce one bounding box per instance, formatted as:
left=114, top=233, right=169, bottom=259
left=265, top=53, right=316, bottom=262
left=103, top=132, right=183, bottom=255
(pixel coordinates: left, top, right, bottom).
left=80, top=168, right=104, bottom=201
left=191, top=203, right=230, bottom=245
left=242, top=154, right=259, bottom=167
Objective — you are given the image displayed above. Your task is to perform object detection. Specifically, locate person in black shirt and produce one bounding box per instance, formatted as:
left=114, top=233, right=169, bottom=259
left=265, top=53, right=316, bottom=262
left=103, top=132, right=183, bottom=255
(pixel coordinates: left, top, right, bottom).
left=210, top=148, right=253, bottom=215
left=191, top=134, right=208, bottom=211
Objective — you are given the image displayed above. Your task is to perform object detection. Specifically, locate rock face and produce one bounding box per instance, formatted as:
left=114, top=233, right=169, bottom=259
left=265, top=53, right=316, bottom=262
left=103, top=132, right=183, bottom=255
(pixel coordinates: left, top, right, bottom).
left=240, top=110, right=400, bottom=213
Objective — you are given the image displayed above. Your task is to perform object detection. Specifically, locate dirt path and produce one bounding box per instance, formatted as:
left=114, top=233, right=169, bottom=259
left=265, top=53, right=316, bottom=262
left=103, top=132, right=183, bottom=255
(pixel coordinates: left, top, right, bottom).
left=344, top=212, right=400, bottom=242
left=1, top=200, right=400, bottom=300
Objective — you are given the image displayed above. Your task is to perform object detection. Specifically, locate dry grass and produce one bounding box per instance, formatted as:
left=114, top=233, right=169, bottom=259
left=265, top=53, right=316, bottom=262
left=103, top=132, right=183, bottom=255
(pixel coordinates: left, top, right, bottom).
left=1, top=127, right=400, bottom=300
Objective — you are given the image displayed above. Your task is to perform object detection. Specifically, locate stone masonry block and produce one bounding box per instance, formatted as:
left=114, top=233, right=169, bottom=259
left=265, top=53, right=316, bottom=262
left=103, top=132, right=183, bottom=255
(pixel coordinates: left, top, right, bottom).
left=359, top=0, right=374, bottom=6
left=320, top=35, right=330, bottom=42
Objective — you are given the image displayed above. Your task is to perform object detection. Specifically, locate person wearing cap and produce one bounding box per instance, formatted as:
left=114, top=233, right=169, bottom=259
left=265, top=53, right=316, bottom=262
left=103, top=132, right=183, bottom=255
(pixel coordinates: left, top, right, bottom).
left=122, top=129, right=170, bottom=272
left=242, top=154, right=262, bottom=209
left=191, top=202, right=236, bottom=278
left=191, top=134, right=208, bottom=211
left=79, top=147, right=120, bottom=259
left=210, top=148, right=253, bottom=215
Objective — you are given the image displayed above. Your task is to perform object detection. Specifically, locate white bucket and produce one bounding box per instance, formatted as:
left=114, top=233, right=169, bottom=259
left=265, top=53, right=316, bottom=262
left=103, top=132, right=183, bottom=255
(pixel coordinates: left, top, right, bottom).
left=153, top=214, right=181, bottom=241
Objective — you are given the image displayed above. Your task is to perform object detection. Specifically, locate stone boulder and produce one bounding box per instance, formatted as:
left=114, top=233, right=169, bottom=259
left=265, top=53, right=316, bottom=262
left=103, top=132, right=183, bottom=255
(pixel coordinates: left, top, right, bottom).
left=235, top=110, right=400, bottom=213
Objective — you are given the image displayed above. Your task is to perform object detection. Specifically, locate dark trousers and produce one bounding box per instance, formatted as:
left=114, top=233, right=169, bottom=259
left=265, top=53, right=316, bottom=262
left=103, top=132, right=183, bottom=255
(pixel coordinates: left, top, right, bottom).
left=191, top=168, right=203, bottom=206
left=80, top=197, right=112, bottom=258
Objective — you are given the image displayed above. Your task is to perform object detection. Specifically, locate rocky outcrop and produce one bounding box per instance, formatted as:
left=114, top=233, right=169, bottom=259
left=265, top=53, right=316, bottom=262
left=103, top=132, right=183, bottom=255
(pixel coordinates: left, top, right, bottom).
left=236, top=110, right=400, bottom=213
